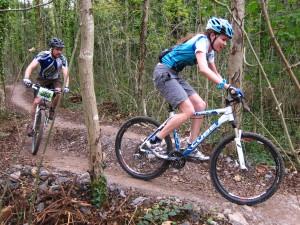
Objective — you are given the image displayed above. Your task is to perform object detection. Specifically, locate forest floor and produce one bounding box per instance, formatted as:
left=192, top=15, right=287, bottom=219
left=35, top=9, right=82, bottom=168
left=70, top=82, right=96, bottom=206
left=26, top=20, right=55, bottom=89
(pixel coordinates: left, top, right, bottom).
left=1, top=83, right=300, bottom=225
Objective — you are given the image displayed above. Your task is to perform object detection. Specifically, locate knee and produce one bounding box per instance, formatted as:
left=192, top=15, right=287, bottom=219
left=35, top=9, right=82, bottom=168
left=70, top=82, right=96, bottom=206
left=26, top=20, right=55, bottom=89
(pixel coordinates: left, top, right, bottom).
left=33, top=98, right=41, bottom=105
left=182, top=107, right=195, bottom=118
left=179, top=99, right=196, bottom=119
left=194, top=99, right=206, bottom=111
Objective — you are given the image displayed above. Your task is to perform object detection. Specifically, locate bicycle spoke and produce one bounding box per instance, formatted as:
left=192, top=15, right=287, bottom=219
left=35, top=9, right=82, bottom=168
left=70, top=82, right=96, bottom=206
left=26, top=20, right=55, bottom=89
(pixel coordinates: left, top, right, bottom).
left=115, top=117, right=171, bottom=180
left=120, top=122, right=164, bottom=173
left=211, top=132, right=283, bottom=205
left=32, top=110, right=45, bottom=155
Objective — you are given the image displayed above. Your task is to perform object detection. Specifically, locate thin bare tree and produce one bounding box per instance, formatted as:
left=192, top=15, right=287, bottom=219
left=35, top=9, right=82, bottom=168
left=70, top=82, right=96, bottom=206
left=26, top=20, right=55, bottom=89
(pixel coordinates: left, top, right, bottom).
left=78, top=0, right=104, bottom=179
left=135, top=0, right=150, bottom=114
left=213, top=0, right=299, bottom=166
left=34, top=0, right=43, bottom=50
left=227, top=0, right=245, bottom=127
left=260, top=0, right=300, bottom=93
left=0, top=0, right=9, bottom=111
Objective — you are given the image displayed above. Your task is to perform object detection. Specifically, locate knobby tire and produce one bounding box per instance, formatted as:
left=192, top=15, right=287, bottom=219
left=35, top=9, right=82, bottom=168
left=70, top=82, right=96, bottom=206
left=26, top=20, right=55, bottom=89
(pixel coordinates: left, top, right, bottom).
left=115, top=116, right=172, bottom=180
left=210, top=131, right=284, bottom=205
left=32, top=109, right=45, bottom=155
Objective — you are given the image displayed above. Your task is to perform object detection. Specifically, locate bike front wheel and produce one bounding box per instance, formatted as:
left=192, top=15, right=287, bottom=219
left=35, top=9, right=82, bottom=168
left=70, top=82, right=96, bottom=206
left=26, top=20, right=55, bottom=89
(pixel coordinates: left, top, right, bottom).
left=32, top=109, right=45, bottom=155
left=210, top=131, right=284, bottom=205
left=115, top=116, right=172, bottom=180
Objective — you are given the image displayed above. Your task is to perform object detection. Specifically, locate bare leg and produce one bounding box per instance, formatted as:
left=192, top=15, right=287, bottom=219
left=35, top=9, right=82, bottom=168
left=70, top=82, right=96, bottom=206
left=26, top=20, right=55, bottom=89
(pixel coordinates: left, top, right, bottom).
left=156, top=99, right=195, bottom=139
left=187, top=94, right=209, bottom=160
left=50, top=88, right=62, bottom=110
left=188, top=94, right=206, bottom=143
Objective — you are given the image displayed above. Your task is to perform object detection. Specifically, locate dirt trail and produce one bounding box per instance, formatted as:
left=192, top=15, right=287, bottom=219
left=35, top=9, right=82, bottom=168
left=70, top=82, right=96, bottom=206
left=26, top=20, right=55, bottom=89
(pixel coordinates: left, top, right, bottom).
left=10, top=84, right=300, bottom=225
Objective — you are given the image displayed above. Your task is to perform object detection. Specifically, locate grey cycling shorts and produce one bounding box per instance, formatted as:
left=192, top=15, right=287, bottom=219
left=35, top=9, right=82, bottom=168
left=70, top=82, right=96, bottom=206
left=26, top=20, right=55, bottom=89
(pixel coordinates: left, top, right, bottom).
left=153, top=63, right=196, bottom=109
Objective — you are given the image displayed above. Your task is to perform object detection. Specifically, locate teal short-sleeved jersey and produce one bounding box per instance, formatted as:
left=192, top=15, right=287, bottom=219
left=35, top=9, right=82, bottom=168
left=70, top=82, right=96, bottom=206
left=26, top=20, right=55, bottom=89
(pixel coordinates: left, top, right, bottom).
left=161, top=34, right=214, bottom=72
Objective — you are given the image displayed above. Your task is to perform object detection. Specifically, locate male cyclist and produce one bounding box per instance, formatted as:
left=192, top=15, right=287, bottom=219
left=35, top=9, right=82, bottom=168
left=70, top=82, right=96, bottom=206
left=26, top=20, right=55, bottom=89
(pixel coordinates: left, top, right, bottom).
left=23, top=37, right=70, bottom=137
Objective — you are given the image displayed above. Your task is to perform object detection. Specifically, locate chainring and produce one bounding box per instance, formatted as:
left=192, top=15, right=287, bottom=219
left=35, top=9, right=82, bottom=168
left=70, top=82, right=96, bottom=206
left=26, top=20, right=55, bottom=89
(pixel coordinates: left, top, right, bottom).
left=168, top=151, right=186, bottom=169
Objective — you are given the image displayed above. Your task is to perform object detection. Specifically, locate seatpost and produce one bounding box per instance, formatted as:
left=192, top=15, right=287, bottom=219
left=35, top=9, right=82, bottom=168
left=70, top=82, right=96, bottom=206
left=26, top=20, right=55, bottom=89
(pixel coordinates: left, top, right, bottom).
left=168, top=104, right=175, bottom=117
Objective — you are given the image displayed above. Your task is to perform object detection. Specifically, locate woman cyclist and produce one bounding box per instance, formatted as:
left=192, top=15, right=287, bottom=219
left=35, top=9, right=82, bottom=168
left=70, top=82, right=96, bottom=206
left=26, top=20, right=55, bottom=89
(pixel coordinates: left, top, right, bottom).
left=147, top=17, right=242, bottom=160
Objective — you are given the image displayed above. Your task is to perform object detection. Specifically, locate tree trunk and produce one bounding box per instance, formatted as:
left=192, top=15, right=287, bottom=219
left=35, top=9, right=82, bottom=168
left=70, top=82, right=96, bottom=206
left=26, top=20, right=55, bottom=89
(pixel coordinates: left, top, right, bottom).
left=0, top=0, right=9, bottom=111
left=53, top=0, right=62, bottom=38
left=78, top=0, right=103, bottom=180
left=34, top=0, right=43, bottom=50
left=125, top=0, right=131, bottom=71
left=0, top=83, right=4, bottom=111
left=227, top=0, right=245, bottom=127
left=260, top=0, right=300, bottom=93
left=135, top=0, right=150, bottom=114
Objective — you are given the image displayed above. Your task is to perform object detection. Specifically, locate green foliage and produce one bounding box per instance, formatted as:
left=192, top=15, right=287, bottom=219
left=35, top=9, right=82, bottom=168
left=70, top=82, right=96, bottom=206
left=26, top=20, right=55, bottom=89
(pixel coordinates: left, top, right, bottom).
left=91, top=175, right=108, bottom=207
left=137, top=200, right=194, bottom=224
left=163, top=0, right=189, bottom=23
left=134, top=199, right=226, bottom=224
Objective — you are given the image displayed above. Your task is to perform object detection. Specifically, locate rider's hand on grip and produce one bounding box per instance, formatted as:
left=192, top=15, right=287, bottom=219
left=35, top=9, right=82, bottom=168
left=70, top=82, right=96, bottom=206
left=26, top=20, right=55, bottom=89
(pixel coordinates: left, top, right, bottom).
left=23, top=78, right=32, bottom=88
left=63, top=87, right=70, bottom=93
left=228, top=85, right=244, bottom=98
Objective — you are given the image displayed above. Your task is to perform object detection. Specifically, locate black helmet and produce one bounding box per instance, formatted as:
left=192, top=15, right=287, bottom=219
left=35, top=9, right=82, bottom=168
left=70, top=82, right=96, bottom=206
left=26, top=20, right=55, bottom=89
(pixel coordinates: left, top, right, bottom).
left=49, top=37, right=65, bottom=48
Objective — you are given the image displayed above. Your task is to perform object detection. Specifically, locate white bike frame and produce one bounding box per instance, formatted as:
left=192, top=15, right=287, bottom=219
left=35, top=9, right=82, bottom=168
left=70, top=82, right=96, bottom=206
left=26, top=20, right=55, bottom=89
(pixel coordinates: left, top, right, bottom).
left=190, top=106, right=247, bottom=169
left=141, top=105, right=247, bottom=170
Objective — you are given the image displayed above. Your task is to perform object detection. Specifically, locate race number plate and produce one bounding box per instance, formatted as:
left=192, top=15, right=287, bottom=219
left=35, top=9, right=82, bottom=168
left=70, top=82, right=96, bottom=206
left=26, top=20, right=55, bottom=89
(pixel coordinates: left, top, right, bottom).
left=37, top=87, right=54, bottom=102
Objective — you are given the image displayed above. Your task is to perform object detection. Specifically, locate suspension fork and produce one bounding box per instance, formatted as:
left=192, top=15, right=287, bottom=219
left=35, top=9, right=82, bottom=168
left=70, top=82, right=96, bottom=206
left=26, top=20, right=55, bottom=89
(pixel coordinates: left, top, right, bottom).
left=234, top=128, right=247, bottom=170
left=33, top=105, right=41, bottom=130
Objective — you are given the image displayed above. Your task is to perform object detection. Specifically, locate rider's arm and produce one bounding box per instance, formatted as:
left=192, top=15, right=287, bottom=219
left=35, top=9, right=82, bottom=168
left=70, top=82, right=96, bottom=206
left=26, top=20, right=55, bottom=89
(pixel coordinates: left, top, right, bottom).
left=62, top=66, right=69, bottom=87
left=24, top=59, right=39, bottom=79
left=196, top=52, right=223, bottom=84
left=196, top=52, right=230, bottom=89
left=208, top=62, right=222, bottom=79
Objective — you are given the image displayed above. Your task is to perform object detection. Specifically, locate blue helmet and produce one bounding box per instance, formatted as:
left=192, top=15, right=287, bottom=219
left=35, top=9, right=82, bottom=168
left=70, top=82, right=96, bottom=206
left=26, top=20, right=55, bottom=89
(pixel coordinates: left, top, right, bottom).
left=206, top=17, right=234, bottom=39
left=49, top=37, right=65, bottom=48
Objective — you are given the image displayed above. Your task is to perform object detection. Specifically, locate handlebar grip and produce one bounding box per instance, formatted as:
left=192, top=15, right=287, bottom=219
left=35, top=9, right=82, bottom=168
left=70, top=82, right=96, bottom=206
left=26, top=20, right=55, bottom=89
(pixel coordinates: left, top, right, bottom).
left=31, top=83, right=39, bottom=90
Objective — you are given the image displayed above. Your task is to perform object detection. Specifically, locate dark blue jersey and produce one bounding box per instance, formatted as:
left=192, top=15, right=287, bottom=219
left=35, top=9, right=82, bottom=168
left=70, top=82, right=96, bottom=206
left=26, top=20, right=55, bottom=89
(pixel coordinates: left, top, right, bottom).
left=35, top=50, right=68, bottom=79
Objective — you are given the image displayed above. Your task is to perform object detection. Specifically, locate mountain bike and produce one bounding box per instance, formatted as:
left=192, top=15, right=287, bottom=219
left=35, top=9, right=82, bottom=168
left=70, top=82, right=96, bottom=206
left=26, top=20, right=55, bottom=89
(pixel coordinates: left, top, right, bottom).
left=115, top=91, right=284, bottom=205
left=29, top=83, right=60, bottom=155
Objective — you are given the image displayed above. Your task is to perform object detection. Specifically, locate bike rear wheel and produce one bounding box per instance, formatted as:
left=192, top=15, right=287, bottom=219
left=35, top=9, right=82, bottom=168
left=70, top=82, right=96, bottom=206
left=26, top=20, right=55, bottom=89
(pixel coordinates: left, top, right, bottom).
left=115, top=116, right=172, bottom=180
left=32, top=109, right=45, bottom=155
left=210, top=131, right=284, bottom=205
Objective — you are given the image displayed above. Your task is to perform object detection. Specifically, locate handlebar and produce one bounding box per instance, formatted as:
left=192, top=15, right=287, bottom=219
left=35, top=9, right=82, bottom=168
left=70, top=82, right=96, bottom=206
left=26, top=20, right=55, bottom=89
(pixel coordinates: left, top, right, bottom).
left=30, top=83, right=62, bottom=93
left=225, top=89, right=250, bottom=112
